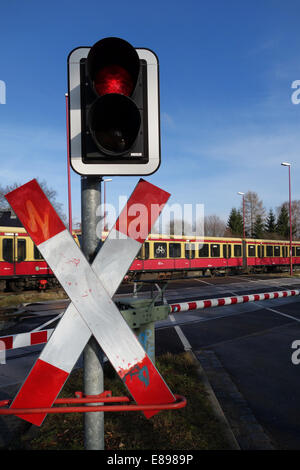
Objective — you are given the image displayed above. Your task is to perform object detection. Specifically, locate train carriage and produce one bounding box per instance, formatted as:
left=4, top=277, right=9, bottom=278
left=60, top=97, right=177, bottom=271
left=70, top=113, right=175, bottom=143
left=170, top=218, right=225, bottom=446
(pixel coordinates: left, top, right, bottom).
left=127, top=235, right=300, bottom=280
left=0, top=209, right=299, bottom=290
left=0, top=211, right=77, bottom=291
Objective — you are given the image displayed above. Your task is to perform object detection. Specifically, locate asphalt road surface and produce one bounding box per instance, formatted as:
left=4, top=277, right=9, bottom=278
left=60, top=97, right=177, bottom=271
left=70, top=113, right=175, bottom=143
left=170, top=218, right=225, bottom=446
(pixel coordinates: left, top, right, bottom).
left=155, top=275, right=300, bottom=449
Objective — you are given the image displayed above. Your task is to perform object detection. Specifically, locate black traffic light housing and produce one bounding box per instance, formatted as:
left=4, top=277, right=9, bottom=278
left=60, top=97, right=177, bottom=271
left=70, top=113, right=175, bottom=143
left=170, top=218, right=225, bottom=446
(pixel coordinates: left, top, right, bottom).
left=67, top=37, right=160, bottom=176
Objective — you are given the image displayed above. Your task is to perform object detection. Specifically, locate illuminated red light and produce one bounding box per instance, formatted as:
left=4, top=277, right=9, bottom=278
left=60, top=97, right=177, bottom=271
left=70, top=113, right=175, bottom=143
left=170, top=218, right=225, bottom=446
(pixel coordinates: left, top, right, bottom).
left=94, top=65, right=134, bottom=96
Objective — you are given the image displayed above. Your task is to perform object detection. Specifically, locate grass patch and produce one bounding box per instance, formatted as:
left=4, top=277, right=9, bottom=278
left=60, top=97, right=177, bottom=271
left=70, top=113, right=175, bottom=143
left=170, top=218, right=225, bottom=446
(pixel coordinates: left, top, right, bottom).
left=14, top=352, right=234, bottom=450
left=0, top=290, right=67, bottom=310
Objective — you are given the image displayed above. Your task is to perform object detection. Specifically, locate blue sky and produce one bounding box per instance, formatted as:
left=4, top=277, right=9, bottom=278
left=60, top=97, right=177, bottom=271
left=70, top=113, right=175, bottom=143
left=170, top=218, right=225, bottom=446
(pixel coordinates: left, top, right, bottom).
left=1, top=0, right=300, bottom=228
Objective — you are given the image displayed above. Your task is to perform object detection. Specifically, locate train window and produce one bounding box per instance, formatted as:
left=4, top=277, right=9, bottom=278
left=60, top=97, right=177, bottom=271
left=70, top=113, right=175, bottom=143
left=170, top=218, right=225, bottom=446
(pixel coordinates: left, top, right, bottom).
left=137, top=243, right=150, bottom=260
left=169, top=243, right=181, bottom=258
left=234, top=245, right=242, bottom=257
left=266, top=245, right=273, bottom=257
left=223, top=245, right=227, bottom=258
left=198, top=243, right=209, bottom=257
left=154, top=242, right=167, bottom=258
left=185, top=243, right=195, bottom=259
left=17, top=239, right=26, bottom=262
left=211, top=244, right=220, bottom=257
left=296, top=247, right=300, bottom=256
left=248, top=245, right=255, bottom=257
left=34, top=245, right=44, bottom=260
left=3, top=238, right=13, bottom=263
left=283, top=246, right=288, bottom=257
left=274, top=246, right=280, bottom=257
left=292, top=247, right=296, bottom=256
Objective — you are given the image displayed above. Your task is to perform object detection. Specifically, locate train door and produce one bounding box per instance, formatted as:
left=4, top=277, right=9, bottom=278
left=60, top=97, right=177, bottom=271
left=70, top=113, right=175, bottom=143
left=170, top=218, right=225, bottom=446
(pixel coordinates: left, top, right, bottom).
left=1, top=234, right=14, bottom=275
left=258, top=244, right=264, bottom=266
left=14, top=237, right=27, bottom=275
left=223, top=244, right=231, bottom=268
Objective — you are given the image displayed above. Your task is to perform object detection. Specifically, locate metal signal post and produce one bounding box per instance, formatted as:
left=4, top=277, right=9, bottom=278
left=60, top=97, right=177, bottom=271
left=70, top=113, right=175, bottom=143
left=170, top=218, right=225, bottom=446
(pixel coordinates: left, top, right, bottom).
left=81, top=175, right=104, bottom=450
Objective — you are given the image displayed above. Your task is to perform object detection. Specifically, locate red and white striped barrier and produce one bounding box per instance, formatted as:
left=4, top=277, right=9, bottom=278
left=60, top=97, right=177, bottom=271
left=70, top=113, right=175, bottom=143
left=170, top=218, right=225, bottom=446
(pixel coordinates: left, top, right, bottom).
left=169, top=289, right=300, bottom=313
left=0, top=329, right=53, bottom=351
left=1, top=289, right=299, bottom=351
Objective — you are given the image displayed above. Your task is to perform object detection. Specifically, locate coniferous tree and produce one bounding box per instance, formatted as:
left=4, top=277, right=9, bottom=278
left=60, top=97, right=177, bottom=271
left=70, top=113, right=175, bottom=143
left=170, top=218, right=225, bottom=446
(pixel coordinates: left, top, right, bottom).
left=276, top=205, right=289, bottom=238
left=227, top=208, right=243, bottom=236
left=265, top=209, right=276, bottom=234
left=253, top=214, right=265, bottom=239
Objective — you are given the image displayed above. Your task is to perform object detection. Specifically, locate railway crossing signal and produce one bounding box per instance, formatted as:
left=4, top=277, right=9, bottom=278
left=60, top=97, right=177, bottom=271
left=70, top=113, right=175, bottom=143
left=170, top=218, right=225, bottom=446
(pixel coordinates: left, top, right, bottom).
left=5, top=179, right=175, bottom=426
left=67, top=37, right=160, bottom=176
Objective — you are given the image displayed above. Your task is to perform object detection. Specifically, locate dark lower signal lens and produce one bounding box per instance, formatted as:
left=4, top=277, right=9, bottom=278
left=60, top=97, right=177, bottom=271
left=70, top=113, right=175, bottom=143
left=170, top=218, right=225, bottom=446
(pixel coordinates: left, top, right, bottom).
left=88, top=94, right=141, bottom=156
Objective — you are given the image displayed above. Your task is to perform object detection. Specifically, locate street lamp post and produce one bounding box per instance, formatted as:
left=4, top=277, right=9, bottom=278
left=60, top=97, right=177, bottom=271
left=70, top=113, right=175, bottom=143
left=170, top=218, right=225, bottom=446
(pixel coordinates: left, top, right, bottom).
left=281, top=162, right=293, bottom=276
left=237, top=192, right=245, bottom=238
left=103, top=178, right=112, bottom=232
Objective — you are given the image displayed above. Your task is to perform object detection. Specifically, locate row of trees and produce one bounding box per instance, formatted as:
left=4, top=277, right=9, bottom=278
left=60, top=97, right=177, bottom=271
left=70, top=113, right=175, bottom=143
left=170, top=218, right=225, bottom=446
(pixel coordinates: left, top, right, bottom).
left=0, top=182, right=297, bottom=241
left=227, top=191, right=298, bottom=240
left=167, top=191, right=299, bottom=240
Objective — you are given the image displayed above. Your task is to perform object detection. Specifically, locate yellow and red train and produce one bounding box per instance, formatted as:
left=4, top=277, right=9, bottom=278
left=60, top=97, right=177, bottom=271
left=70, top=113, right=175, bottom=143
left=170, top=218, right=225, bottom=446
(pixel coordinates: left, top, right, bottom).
left=0, top=214, right=79, bottom=291
left=0, top=212, right=299, bottom=291
left=129, top=233, right=300, bottom=280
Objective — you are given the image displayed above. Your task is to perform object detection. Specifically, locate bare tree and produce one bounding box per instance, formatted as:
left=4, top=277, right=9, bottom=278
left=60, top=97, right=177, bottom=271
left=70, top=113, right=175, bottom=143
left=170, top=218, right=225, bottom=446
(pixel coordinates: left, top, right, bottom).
left=242, top=191, right=265, bottom=237
left=204, top=214, right=226, bottom=236
left=163, top=218, right=194, bottom=236
left=0, top=179, right=67, bottom=224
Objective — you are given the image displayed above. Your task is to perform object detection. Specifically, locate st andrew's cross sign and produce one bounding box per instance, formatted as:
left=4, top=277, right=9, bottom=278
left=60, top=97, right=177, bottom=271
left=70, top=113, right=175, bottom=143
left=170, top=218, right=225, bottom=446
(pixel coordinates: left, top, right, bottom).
left=5, top=179, right=175, bottom=426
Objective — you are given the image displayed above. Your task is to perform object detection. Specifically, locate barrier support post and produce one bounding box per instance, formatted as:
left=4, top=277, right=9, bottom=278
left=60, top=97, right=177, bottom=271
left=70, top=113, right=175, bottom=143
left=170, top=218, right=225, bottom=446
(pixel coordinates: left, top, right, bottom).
left=116, top=297, right=170, bottom=364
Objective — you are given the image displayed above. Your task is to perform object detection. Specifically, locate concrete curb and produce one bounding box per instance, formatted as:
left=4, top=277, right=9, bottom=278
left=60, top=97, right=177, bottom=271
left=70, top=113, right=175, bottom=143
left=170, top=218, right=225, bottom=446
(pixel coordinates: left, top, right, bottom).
left=194, top=349, right=275, bottom=450
left=186, top=350, right=241, bottom=450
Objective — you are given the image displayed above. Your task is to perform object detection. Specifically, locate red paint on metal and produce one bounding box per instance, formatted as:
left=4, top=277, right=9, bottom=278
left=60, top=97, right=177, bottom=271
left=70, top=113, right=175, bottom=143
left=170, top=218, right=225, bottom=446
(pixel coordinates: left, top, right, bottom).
left=129, top=260, right=143, bottom=270
left=0, top=336, right=13, bottom=350
left=31, top=331, right=48, bottom=346
left=0, top=393, right=186, bottom=416
left=10, top=358, right=69, bottom=426
left=188, top=302, right=197, bottom=310
left=203, top=300, right=212, bottom=308
left=115, top=179, right=170, bottom=244
left=171, top=304, right=180, bottom=312
left=174, top=259, right=190, bottom=269
left=5, top=180, right=66, bottom=246
left=119, top=355, right=175, bottom=419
